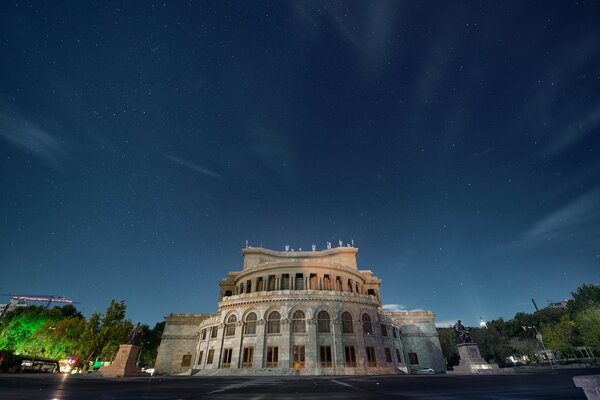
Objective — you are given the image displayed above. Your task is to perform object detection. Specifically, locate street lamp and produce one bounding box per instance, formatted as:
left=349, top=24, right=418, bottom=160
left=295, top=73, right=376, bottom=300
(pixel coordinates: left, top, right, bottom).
left=523, top=326, right=555, bottom=369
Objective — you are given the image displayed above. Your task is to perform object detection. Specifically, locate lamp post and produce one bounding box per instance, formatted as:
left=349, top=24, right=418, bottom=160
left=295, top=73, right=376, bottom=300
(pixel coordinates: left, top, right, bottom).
left=524, top=326, right=555, bottom=369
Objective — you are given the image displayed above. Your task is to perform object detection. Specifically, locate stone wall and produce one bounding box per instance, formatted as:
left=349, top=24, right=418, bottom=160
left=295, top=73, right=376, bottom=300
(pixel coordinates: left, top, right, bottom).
left=154, top=313, right=212, bottom=374
left=387, top=311, right=447, bottom=373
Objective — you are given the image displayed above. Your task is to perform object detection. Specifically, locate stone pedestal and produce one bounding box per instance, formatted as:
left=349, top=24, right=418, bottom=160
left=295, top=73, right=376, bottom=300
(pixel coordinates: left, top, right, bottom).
left=99, top=344, right=144, bottom=377
left=453, top=343, right=499, bottom=374
left=573, top=375, right=600, bottom=400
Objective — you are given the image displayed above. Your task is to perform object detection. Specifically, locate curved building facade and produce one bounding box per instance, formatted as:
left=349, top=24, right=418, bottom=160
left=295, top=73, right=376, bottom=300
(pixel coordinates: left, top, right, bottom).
left=155, top=245, right=445, bottom=375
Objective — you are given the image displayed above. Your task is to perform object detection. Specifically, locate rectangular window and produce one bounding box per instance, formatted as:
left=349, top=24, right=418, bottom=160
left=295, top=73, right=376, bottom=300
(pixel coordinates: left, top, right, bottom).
left=266, top=346, right=278, bottom=368
left=295, top=273, right=304, bottom=290
left=211, top=326, right=218, bottom=338
left=246, top=280, right=252, bottom=293
left=396, top=349, right=402, bottom=363
left=197, top=351, right=203, bottom=365
left=408, top=352, right=419, bottom=365
left=222, top=348, right=233, bottom=368
left=366, top=346, right=376, bottom=367
left=344, top=346, right=356, bottom=367
left=267, top=275, right=276, bottom=291
left=385, top=347, right=392, bottom=363
left=207, top=349, right=214, bottom=364
left=323, top=275, right=332, bottom=290
left=281, top=274, right=290, bottom=290
left=181, top=354, right=192, bottom=367
left=256, top=277, right=264, bottom=292
left=381, top=324, right=388, bottom=337
left=310, top=273, right=318, bottom=289
left=320, top=346, right=332, bottom=367
left=201, top=329, right=207, bottom=340
left=392, top=327, right=397, bottom=338
left=242, top=347, right=254, bottom=368
left=293, top=345, right=305, bottom=368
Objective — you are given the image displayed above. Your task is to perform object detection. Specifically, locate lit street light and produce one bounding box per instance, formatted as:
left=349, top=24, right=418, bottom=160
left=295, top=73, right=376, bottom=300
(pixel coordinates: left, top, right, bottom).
left=523, top=325, right=555, bottom=369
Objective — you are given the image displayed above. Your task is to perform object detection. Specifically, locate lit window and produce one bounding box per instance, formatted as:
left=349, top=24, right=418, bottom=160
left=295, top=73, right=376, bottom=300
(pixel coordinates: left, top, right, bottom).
left=293, top=345, right=305, bottom=368
left=242, top=347, right=254, bottom=368
left=266, top=346, right=278, bottom=367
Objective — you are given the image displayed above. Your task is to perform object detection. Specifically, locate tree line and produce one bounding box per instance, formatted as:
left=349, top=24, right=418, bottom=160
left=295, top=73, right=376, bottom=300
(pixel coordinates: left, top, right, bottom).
left=438, top=283, right=600, bottom=367
left=0, top=299, right=164, bottom=371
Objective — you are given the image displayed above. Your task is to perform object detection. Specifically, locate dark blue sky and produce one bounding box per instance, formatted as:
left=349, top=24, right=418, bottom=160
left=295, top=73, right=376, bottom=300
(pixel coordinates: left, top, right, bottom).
left=1, top=1, right=599, bottom=327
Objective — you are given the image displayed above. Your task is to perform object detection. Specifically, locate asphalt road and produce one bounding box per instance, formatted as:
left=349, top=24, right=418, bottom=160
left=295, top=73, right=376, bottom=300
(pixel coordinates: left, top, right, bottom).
left=0, top=368, right=597, bottom=400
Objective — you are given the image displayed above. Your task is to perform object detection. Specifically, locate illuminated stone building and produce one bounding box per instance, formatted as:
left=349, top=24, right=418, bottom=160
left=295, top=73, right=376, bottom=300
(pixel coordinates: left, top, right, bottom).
left=155, top=245, right=445, bottom=375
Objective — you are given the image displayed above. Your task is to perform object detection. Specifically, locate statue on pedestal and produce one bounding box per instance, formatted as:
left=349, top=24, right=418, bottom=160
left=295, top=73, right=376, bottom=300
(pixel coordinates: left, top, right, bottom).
left=453, top=320, right=473, bottom=343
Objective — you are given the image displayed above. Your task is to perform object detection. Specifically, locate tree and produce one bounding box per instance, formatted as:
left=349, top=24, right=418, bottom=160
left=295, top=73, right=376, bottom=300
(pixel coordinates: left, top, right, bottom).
left=471, top=324, right=511, bottom=367
left=575, top=307, right=600, bottom=352
left=437, top=327, right=459, bottom=368
left=540, top=315, right=575, bottom=358
left=567, top=284, right=600, bottom=318
left=136, top=321, right=166, bottom=368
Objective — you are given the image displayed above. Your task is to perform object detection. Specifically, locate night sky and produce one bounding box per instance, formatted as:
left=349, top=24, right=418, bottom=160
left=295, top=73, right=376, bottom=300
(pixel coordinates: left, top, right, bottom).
left=1, top=1, right=599, bottom=328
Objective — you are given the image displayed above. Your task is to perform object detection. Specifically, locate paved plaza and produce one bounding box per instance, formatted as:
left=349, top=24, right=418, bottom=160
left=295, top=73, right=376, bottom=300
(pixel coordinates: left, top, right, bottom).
left=0, top=367, right=598, bottom=399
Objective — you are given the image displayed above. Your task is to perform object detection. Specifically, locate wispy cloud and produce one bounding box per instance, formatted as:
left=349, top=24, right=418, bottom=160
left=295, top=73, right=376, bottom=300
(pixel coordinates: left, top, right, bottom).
left=541, top=105, right=600, bottom=157
left=521, top=187, right=600, bottom=246
left=435, top=319, right=458, bottom=328
left=290, top=1, right=397, bottom=71
left=382, top=303, right=406, bottom=312
left=0, top=105, right=67, bottom=169
left=163, top=153, right=221, bottom=179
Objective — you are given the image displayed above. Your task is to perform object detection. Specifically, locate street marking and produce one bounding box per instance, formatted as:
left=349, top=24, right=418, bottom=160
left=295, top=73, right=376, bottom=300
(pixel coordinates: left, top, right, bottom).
left=330, top=379, right=360, bottom=390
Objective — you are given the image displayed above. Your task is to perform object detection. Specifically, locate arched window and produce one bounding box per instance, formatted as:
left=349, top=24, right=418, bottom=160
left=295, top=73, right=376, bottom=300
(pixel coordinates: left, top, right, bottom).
left=267, top=311, right=281, bottom=334
left=225, top=315, right=237, bottom=336
left=244, top=312, right=257, bottom=335
left=291, top=310, right=306, bottom=333
left=317, top=310, right=330, bottom=333
left=341, top=312, right=353, bottom=334
left=362, top=313, right=373, bottom=335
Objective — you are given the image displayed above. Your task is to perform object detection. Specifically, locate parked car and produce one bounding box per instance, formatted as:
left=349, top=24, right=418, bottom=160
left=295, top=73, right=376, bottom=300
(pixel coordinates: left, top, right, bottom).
left=417, top=367, right=435, bottom=374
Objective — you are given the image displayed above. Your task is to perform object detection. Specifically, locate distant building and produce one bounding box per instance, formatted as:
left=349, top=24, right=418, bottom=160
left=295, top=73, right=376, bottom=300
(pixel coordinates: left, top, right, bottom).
left=155, top=245, right=445, bottom=375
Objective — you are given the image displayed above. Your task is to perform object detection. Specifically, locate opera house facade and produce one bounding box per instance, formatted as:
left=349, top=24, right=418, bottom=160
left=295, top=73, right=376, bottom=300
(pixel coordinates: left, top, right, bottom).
left=155, top=245, right=445, bottom=375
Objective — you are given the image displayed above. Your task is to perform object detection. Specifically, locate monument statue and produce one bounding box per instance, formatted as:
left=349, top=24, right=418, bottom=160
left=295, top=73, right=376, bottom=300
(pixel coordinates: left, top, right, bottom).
left=453, top=319, right=473, bottom=343
left=450, top=319, right=505, bottom=374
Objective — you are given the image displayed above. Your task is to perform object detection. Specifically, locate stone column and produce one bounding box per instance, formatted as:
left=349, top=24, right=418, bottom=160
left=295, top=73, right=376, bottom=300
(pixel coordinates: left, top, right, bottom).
left=215, top=323, right=225, bottom=368
left=280, top=318, right=291, bottom=368
left=254, top=319, right=266, bottom=368
left=332, top=320, right=344, bottom=372
left=231, top=321, right=244, bottom=369
left=306, top=318, right=317, bottom=370
left=355, top=320, right=368, bottom=373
